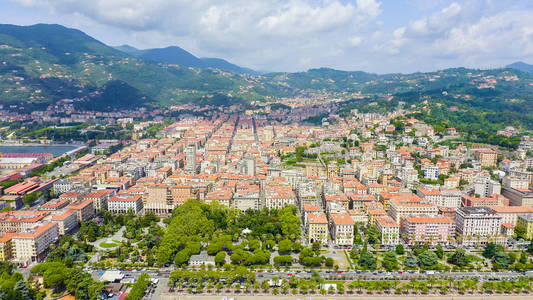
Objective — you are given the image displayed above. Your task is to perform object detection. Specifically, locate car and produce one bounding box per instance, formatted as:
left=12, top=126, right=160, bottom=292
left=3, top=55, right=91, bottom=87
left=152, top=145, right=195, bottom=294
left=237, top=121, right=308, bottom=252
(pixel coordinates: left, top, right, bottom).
left=22, top=266, right=27, bottom=269
left=287, top=273, right=293, bottom=276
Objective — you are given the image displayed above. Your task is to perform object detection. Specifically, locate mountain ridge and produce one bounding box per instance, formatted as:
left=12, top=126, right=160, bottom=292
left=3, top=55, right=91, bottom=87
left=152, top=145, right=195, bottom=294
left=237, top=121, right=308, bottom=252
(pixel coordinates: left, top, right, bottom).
left=506, top=61, right=533, bottom=74
left=1, top=22, right=533, bottom=136
left=113, top=44, right=259, bottom=75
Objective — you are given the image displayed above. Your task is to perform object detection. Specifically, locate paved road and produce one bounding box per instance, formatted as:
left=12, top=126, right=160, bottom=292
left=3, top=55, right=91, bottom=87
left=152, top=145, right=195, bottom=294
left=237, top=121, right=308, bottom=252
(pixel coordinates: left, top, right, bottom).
left=85, top=268, right=531, bottom=300
left=159, top=296, right=533, bottom=300
left=85, top=268, right=531, bottom=285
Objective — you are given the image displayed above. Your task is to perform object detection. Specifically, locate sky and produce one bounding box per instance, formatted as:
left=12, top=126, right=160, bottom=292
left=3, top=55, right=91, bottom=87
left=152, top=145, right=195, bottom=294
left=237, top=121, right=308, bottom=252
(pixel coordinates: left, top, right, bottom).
left=2, top=0, right=533, bottom=73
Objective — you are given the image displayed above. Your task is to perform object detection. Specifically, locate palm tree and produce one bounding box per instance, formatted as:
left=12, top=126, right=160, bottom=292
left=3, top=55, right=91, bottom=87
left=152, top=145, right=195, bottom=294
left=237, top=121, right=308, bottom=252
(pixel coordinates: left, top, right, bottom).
left=347, top=282, right=354, bottom=294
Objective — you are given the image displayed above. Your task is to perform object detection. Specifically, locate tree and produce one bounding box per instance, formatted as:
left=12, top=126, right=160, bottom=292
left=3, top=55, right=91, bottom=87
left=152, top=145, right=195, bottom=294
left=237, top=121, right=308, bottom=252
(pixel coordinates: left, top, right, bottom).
left=292, top=242, right=303, bottom=252
left=174, top=250, right=190, bottom=266
left=273, top=255, right=293, bottom=265
left=359, top=252, right=376, bottom=270
left=493, top=251, right=511, bottom=268
left=261, top=280, right=270, bottom=291
left=278, top=239, right=293, bottom=253
left=435, top=244, right=444, bottom=259
left=483, top=243, right=497, bottom=259
left=514, top=226, right=527, bottom=240
left=366, top=226, right=381, bottom=244
left=382, top=252, right=398, bottom=271
left=215, top=252, right=226, bottom=266
left=14, top=280, right=31, bottom=300
left=312, top=241, right=321, bottom=251
left=418, top=250, right=438, bottom=269
left=519, top=251, right=527, bottom=264
left=325, top=257, right=334, bottom=268
left=395, top=244, right=405, bottom=255
left=404, top=252, right=418, bottom=268
left=248, top=239, right=261, bottom=251
left=447, top=248, right=470, bottom=268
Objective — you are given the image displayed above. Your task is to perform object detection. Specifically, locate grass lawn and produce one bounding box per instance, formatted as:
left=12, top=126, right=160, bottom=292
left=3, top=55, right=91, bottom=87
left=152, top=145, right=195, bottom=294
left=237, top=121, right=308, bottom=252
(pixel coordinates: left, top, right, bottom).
left=99, top=241, right=118, bottom=248
left=323, top=280, right=346, bottom=286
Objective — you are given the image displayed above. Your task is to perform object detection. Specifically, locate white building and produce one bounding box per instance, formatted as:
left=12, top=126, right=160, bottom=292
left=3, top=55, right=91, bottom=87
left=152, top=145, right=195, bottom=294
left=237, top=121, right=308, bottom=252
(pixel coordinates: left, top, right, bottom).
left=13, top=222, right=59, bottom=265
left=455, top=207, right=502, bottom=244
left=330, top=213, right=354, bottom=245
left=424, top=166, right=439, bottom=180
left=108, top=195, right=144, bottom=215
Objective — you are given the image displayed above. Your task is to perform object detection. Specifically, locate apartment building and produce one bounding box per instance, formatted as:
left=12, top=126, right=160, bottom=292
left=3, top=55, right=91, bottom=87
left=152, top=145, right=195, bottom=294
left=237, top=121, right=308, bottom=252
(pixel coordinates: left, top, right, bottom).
left=375, top=215, right=400, bottom=245
left=387, top=197, right=438, bottom=223
left=475, top=149, right=497, bottom=167
left=144, top=184, right=174, bottom=215
left=488, top=206, right=533, bottom=227
left=0, top=232, right=16, bottom=261
left=306, top=212, right=328, bottom=245
left=517, top=214, right=533, bottom=239
left=205, top=188, right=233, bottom=207
left=461, top=194, right=504, bottom=207
left=401, top=216, right=455, bottom=245
left=51, top=209, right=78, bottom=235
left=330, top=213, right=354, bottom=246
left=0, top=211, right=50, bottom=234
left=84, top=189, right=114, bottom=212
left=65, top=199, right=95, bottom=223
left=12, top=222, right=59, bottom=265
left=455, top=207, right=503, bottom=245
left=502, top=186, right=533, bottom=206
left=108, top=195, right=144, bottom=215
left=264, top=185, right=297, bottom=209
left=417, top=187, right=462, bottom=208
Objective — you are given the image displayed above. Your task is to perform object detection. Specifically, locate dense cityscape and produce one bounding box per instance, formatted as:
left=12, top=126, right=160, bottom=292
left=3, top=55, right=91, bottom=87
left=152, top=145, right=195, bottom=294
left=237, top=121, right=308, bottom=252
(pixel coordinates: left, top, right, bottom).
left=1, top=1, right=533, bottom=299
left=0, top=101, right=533, bottom=299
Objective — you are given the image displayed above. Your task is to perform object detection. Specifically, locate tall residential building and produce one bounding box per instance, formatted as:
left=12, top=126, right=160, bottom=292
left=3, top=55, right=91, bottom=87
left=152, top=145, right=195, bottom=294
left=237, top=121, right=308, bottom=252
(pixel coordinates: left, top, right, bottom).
left=387, top=197, right=438, bottom=223
left=330, top=213, right=354, bottom=245
left=108, top=195, right=144, bottom=215
left=264, top=185, right=296, bottom=210
left=375, top=215, right=400, bottom=245
left=475, top=149, right=497, bottom=167
left=455, top=207, right=503, bottom=245
left=0, top=232, right=16, bottom=261
left=306, top=212, right=328, bottom=245
left=517, top=214, right=533, bottom=240
left=65, top=199, right=95, bottom=223
left=474, top=177, right=501, bottom=198
left=13, top=222, right=59, bottom=265
left=502, top=187, right=533, bottom=206
left=84, top=189, right=114, bottom=212
left=185, top=142, right=197, bottom=174
left=244, top=155, right=256, bottom=176
left=400, top=216, right=455, bottom=245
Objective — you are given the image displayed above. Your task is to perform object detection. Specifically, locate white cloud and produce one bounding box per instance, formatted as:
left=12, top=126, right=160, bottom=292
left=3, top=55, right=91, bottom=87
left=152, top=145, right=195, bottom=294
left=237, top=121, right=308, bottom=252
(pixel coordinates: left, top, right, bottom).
left=6, top=0, right=533, bottom=73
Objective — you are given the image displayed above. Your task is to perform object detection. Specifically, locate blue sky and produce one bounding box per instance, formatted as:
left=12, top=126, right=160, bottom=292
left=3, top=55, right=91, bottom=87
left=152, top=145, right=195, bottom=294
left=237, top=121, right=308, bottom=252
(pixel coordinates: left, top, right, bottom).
left=2, top=0, right=532, bottom=73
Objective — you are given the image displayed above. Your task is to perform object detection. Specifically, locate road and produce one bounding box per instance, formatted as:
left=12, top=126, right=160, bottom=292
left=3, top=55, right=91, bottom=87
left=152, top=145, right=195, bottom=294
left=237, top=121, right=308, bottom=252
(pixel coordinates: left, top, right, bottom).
left=84, top=267, right=531, bottom=299
left=85, top=267, right=531, bottom=285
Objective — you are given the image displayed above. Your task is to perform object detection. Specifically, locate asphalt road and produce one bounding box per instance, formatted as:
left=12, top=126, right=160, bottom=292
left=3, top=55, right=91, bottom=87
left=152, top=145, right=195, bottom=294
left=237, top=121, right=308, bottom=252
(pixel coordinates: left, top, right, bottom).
left=86, top=268, right=530, bottom=284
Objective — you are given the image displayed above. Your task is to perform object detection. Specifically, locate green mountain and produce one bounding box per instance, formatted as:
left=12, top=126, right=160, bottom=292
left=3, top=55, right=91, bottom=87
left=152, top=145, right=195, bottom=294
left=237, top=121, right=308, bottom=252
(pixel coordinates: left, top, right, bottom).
left=506, top=61, right=533, bottom=74
left=139, top=46, right=202, bottom=67
left=113, top=44, right=142, bottom=56
left=113, top=44, right=259, bottom=75
left=1, top=23, right=533, bottom=138
left=0, top=24, right=262, bottom=110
